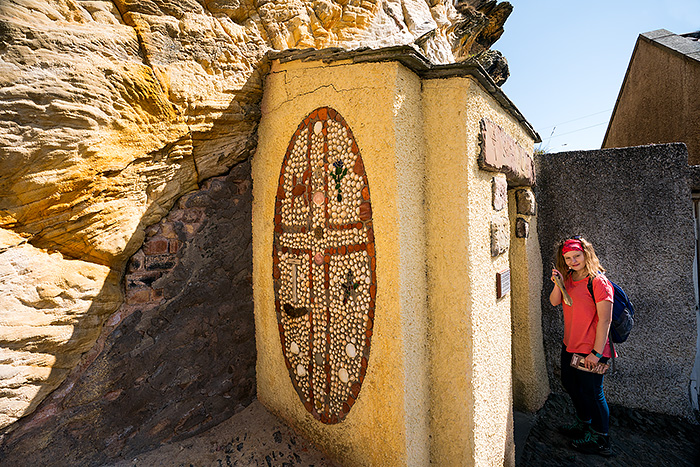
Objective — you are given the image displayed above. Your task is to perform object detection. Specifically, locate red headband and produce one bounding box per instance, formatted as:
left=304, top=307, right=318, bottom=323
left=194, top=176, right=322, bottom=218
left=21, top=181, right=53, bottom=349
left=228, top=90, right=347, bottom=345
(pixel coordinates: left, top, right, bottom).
left=562, top=239, right=583, bottom=254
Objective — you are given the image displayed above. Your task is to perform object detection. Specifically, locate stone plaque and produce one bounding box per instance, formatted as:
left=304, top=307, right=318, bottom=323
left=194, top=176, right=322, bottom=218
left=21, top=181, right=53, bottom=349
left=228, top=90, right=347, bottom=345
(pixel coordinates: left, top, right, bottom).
left=490, top=215, right=509, bottom=257
left=516, top=189, right=536, bottom=215
left=516, top=217, right=529, bottom=238
left=272, top=107, right=376, bottom=424
left=492, top=176, right=507, bottom=211
left=479, top=118, right=535, bottom=186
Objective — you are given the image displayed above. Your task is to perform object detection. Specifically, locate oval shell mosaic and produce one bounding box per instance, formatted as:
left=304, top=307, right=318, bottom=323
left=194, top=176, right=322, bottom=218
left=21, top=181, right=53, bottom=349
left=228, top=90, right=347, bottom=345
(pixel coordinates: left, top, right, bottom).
left=272, top=107, right=376, bottom=424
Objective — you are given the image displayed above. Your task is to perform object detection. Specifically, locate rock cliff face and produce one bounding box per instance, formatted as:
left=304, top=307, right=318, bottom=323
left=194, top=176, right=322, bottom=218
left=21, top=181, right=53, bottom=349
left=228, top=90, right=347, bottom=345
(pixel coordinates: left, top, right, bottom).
left=1, top=160, right=256, bottom=465
left=0, top=0, right=513, bottom=455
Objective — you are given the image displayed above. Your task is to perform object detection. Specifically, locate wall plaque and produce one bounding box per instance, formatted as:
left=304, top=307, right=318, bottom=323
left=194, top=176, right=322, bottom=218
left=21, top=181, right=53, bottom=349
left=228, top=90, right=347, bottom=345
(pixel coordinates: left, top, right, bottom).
left=479, top=118, right=535, bottom=186
left=272, top=107, right=376, bottom=424
left=496, top=269, right=511, bottom=299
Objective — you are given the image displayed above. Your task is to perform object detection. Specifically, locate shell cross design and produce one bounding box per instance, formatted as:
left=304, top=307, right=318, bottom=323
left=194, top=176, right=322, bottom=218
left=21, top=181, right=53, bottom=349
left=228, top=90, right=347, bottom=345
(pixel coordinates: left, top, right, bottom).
left=272, top=107, right=376, bottom=424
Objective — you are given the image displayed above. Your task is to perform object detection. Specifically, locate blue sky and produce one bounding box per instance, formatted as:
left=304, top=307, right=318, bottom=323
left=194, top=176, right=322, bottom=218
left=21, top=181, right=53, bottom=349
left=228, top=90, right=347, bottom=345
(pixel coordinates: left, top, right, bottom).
left=497, top=0, right=699, bottom=152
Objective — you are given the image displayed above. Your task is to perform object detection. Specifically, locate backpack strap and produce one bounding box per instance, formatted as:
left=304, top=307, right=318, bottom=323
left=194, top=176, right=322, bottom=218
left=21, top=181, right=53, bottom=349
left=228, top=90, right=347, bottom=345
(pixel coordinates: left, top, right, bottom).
left=609, top=341, right=616, bottom=374
left=587, top=277, right=595, bottom=301
left=587, top=276, right=616, bottom=374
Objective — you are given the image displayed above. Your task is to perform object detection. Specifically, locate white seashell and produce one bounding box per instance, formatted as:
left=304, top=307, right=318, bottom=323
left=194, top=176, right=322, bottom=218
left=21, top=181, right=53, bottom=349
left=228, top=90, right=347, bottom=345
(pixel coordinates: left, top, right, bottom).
left=314, top=121, right=322, bottom=135
left=338, top=367, right=349, bottom=383
left=297, top=364, right=307, bottom=377
left=345, top=343, right=357, bottom=358
left=290, top=341, right=300, bottom=355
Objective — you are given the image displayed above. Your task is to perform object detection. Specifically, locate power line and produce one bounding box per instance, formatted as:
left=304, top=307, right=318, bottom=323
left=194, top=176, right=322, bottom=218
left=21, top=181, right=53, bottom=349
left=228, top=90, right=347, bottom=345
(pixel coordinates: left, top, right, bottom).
left=548, top=121, right=608, bottom=140
left=537, top=109, right=613, bottom=132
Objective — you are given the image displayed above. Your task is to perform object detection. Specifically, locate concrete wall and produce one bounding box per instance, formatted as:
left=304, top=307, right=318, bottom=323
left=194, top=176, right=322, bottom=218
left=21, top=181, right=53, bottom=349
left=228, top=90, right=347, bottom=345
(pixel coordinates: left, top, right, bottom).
left=536, top=143, right=697, bottom=419
left=603, top=30, right=700, bottom=165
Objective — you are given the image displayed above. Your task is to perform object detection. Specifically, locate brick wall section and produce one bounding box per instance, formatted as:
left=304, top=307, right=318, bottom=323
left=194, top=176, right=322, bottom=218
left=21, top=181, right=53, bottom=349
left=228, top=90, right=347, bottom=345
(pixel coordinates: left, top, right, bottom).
left=0, top=160, right=256, bottom=466
left=125, top=203, right=207, bottom=307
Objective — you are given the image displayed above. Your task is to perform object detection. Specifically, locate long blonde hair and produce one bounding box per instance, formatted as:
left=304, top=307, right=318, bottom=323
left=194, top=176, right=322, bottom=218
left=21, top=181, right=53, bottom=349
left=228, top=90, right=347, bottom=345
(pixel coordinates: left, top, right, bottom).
left=555, top=236, right=606, bottom=280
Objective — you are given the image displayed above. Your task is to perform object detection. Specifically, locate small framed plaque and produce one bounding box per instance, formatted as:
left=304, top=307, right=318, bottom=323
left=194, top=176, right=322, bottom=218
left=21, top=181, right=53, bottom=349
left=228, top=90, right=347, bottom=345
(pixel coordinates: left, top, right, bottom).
left=496, top=269, right=511, bottom=299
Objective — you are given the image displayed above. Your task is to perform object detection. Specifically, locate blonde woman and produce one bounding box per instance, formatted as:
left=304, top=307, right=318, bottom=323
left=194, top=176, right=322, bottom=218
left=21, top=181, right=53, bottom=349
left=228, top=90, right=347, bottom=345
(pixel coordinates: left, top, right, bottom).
left=550, top=236, right=614, bottom=457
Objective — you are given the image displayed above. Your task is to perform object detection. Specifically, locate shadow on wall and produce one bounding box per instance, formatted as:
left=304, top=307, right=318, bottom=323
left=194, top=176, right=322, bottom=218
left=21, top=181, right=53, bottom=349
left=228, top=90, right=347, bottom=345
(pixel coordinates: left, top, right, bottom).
left=0, top=5, right=268, bottom=463
left=0, top=0, right=272, bottom=451
left=0, top=41, right=268, bottom=463
left=535, top=143, right=697, bottom=420
left=0, top=157, right=257, bottom=466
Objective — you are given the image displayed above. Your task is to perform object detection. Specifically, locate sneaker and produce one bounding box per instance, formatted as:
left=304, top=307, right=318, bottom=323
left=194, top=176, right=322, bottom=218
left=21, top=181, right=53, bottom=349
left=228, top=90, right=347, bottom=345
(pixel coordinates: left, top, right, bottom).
left=571, top=430, right=612, bottom=457
left=557, top=418, right=591, bottom=439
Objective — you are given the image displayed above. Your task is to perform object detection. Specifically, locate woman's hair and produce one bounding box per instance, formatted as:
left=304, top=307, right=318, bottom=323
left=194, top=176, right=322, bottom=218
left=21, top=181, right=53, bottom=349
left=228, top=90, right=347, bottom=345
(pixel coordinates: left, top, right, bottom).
left=555, top=236, right=606, bottom=279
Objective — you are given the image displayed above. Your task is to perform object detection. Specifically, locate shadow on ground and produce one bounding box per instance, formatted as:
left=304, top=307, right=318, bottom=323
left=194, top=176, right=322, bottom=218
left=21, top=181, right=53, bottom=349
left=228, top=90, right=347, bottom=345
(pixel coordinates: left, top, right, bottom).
left=108, top=400, right=338, bottom=467
left=517, top=393, right=700, bottom=466
left=106, top=391, right=699, bottom=466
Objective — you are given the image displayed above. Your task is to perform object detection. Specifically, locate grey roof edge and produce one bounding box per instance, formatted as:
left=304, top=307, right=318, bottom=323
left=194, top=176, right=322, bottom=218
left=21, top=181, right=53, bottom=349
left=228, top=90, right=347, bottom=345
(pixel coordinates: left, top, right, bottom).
left=640, top=29, right=700, bottom=63
left=640, top=29, right=675, bottom=40
left=268, top=46, right=541, bottom=143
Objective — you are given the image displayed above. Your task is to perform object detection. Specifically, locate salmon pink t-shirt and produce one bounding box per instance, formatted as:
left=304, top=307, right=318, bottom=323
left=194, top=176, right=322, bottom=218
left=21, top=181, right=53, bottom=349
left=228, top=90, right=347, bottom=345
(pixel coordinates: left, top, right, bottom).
left=562, top=274, right=614, bottom=357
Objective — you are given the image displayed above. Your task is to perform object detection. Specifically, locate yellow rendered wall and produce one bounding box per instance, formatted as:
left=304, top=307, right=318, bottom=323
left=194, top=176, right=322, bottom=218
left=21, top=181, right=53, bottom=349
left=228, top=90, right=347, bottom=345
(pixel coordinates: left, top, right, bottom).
left=509, top=189, right=550, bottom=412
left=252, top=59, right=430, bottom=466
left=423, top=77, right=536, bottom=466
left=255, top=56, right=542, bottom=466
left=393, top=63, right=431, bottom=465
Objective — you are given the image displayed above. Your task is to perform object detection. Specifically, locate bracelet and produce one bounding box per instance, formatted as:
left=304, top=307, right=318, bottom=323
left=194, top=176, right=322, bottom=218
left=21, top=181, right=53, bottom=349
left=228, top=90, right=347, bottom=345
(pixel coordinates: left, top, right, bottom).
left=591, top=350, right=603, bottom=358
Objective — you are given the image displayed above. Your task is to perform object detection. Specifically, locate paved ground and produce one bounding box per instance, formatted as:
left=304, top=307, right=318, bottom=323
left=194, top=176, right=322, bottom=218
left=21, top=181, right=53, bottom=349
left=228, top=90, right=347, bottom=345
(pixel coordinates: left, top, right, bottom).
left=518, top=393, right=700, bottom=466
left=110, top=393, right=699, bottom=466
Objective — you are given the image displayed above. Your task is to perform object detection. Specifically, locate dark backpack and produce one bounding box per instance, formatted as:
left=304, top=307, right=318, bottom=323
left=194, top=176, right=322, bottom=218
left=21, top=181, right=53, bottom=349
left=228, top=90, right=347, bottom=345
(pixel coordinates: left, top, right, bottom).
left=587, top=276, right=635, bottom=343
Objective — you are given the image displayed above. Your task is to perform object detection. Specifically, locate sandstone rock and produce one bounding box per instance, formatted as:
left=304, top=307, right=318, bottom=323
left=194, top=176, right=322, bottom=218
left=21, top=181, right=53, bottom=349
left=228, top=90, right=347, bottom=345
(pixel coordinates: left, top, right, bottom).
left=468, top=0, right=512, bottom=55
left=115, top=0, right=268, bottom=181
left=475, top=48, right=509, bottom=86
left=447, top=0, right=512, bottom=62
left=0, top=161, right=255, bottom=465
left=492, top=176, right=507, bottom=211
left=0, top=0, right=514, bottom=434
left=515, top=216, right=529, bottom=238
left=0, top=229, right=121, bottom=429
left=0, top=1, right=196, bottom=265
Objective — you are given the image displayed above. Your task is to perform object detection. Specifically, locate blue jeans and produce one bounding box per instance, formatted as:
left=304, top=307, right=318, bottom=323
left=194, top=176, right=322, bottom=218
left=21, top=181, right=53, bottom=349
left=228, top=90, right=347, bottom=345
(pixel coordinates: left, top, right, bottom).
left=560, top=344, right=610, bottom=434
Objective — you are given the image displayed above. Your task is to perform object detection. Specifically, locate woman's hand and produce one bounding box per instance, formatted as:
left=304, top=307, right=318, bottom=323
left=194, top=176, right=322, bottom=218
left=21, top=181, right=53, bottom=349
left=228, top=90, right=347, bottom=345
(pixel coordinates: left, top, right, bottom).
left=549, top=268, right=564, bottom=306
left=584, top=353, right=600, bottom=370
left=551, top=268, right=563, bottom=283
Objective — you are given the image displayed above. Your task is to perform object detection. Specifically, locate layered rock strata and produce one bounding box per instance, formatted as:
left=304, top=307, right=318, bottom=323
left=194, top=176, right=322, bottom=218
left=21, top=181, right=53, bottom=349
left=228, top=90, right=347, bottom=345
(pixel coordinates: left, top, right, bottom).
left=0, top=0, right=513, bottom=439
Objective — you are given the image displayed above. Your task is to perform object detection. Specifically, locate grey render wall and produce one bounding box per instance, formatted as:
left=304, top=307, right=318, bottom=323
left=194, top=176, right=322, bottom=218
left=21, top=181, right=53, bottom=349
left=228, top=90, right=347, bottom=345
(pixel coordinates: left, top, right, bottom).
left=536, top=143, right=697, bottom=419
